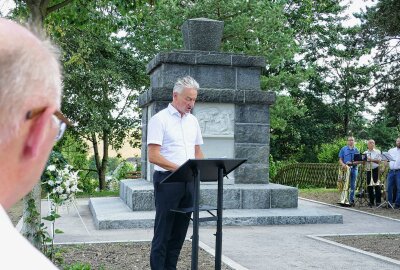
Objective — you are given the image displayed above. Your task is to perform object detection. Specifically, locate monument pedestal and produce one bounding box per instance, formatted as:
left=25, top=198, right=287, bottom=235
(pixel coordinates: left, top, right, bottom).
left=119, top=179, right=298, bottom=212
left=89, top=184, right=343, bottom=230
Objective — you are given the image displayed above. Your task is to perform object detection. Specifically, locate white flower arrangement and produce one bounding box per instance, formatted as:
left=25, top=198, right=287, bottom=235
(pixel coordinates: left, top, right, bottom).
left=42, top=162, right=81, bottom=206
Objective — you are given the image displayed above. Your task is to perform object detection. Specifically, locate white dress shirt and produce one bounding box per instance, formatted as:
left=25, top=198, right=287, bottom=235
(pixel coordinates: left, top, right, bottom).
left=388, top=147, right=400, bottom=170
left=147, top=104, right=203, bottom=172
left=0, top=205, right=58, bottom=269
left=363, top=149, right=381, bottom=170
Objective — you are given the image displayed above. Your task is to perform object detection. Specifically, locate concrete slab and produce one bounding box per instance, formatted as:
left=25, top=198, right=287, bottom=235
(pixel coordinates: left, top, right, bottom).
left=89, top=197, right=342, bottom=230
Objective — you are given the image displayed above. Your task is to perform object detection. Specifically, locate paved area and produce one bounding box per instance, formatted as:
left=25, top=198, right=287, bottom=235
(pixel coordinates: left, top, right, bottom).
left=89, top=196, right=342, bottom=229
left=41, top=198, right=400, bottom=270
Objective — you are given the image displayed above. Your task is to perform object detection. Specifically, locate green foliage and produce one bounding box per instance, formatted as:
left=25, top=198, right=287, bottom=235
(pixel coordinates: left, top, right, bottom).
left=113, top=161, right=136, bottom=181
left=54, top=133, right=89, bottom=173
left=78, top=177, right=98, bottom=195
left=63, top=262, right=92, bottom=270
left=269, top=154, right=296, bottom=180
left=363, top=111, right=399, bottom=150
left=360, top=0, right=400, bottom=130
left=317, top=138, right=368, bottom=163
left=87, top=156, right=121, bottom=180
left=125, top=0, right=304, bottom=91
left=270, top=95, right=307, bottom=161
left=75, top=190, right=119, bottom=198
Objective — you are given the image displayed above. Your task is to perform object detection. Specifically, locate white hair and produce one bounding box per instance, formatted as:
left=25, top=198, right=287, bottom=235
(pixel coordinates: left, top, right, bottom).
left=173, top=76, right=199, bottom=94
left=0, top=23, right=62, bottom=144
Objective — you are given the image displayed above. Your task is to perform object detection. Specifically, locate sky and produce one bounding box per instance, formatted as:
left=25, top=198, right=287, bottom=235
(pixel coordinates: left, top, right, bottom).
left=0, top=0, right=15, bottom=16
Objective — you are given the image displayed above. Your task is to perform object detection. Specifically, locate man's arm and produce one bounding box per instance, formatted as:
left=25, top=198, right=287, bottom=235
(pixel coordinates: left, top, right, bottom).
left=195, top=145, right=204, bottom=159
left=148, top=144, right=179, bottom=171
left=339, top=157, right=348, bottom=169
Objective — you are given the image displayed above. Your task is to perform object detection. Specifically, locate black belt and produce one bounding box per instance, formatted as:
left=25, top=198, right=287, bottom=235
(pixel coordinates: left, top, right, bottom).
left=155, top=170, right=172, bottom=175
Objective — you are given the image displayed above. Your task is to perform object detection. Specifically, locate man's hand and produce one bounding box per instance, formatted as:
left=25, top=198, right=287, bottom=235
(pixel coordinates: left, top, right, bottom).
left=148, top=144, right=179, bottom=171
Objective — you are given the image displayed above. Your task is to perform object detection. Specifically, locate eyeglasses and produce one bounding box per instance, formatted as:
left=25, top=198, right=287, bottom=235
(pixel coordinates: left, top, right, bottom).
left=26, top=107, right=72, bottom=142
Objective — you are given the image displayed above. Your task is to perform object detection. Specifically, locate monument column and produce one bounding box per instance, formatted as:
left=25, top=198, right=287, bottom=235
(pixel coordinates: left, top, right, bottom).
left=139, top=18, right=275, bottom=184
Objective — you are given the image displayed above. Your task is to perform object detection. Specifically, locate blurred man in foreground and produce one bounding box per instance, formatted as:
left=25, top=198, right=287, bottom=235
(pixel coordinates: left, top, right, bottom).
left=0, top=18, right=68, bottom=269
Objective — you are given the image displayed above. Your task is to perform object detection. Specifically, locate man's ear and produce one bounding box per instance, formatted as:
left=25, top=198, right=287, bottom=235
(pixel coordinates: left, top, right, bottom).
left=23, top=108, right=53, bottom=159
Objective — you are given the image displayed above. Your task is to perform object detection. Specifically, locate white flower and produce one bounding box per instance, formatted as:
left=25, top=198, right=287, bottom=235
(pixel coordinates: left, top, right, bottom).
left=47, top=165, right=56, bottom=171
left=48, top=180, right=54, bottom=186
left=55, top=186, right=64, bottom=194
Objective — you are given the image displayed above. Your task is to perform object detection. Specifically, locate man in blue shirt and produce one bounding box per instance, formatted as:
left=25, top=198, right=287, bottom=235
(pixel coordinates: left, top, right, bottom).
left=339, top=136, right=360, bottom=206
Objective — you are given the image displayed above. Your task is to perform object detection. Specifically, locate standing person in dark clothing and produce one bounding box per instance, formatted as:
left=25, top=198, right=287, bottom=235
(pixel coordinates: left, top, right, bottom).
left=147, top=76, right=204, bottom=270
left=387, top=138, right=400, bottom=208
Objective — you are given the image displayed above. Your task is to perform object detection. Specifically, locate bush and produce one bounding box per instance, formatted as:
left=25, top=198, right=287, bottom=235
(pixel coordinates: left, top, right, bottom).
left=78, top=177, right=98, bottom=194
left=105, top=161, right=136, bottom=191
left=269, top=154, right=296, bottom=181
left=113, top=161, right=136, bottom=180
left=87, top=156, right=122, bottom=180
left=317, top=138, right=368, bottom=163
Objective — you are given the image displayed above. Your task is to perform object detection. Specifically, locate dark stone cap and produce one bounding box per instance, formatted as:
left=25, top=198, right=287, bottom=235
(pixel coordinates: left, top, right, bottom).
left=182, top=18, right=224, bottom=51
left=138, top=88, right=276, bottom=108
left=146, top=51, right=266, bottom=74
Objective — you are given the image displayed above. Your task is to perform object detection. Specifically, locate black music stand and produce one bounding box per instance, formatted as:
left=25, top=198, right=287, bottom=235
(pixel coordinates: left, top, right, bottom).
left=161, top=158, right=246, bottom=270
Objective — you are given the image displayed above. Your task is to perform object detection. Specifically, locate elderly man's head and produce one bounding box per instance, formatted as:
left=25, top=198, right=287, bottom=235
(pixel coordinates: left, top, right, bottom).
left=172, top=76, right=199, bottom=116
left=367, top=139, right=375, bottom=150
left=0, top=19, right=63, bottom=209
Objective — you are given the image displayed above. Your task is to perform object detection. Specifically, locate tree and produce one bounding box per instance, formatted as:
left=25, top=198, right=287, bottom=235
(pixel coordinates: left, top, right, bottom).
left=45, top=1, right=147, bottom=190
left=9, top=0, right=76, bottom=251
left=360, top=0, right=400, bottom=129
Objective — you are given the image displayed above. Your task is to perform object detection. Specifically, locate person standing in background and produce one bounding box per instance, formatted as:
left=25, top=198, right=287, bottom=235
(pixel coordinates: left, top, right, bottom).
left=387, top=138, right=400, bottom=208
left=363, top=139, right=381, bottom=207
left=339, top=136, right=360, bottom=206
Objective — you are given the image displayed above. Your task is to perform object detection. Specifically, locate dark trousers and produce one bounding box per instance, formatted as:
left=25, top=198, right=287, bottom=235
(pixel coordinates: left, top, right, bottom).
left=366, top=167, right=381, bottom=205
left=150, top=171, right=194, bottom=270
left=387, top=170, right=400, bottom=206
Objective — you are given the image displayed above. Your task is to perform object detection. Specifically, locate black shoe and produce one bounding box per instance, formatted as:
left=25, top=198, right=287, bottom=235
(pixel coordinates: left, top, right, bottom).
left=350, top=201, right=355, bottom=207
left=368, top=203, right=373, bottom=208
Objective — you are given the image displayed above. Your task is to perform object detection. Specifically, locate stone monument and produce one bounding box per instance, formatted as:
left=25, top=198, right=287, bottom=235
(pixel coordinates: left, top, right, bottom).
left=133, top=17, right=296, bottom=210
left=87, top=18, right=343, bottom=231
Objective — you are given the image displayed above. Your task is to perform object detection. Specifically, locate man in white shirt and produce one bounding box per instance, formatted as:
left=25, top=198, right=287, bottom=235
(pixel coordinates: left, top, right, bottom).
left=387, top=138, right=400, bottom=208
left=147, top=76, right=204, bottom=270
left=0, top=19, right=68, bottom=269
left=363, top=139, right=381, bottom=207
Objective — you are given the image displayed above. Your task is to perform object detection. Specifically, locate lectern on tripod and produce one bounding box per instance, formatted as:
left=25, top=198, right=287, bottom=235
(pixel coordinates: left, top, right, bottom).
left=161, top=158, right=246, bottom=270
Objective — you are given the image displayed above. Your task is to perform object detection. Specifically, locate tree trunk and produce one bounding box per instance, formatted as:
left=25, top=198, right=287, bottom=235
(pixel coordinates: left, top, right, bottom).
left=91, top=132, right=104, bottom=190
left=100, top=130, right=109, bottom=191
left=21, top=0, right=47, bottom=250
left=22, top=0, right=74, bottom=251
left=24, top=0, right=48, bottom=26
left=21, top=183, right=42, bottom=250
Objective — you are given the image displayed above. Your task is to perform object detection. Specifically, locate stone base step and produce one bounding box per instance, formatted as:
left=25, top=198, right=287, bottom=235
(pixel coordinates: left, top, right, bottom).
left=89, top=197, right=343, bottom=230
left=119, top=179, right=298, bottom=211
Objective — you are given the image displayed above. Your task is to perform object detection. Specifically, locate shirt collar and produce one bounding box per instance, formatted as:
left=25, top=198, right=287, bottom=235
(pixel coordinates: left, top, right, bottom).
left=167, top=103, right=189, bottom=117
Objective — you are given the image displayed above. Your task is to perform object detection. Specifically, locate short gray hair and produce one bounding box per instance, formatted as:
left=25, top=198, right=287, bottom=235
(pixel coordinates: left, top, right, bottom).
left=0, top=22, right=62, bottom=144
left=173, top=76, right=199, bottom=94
